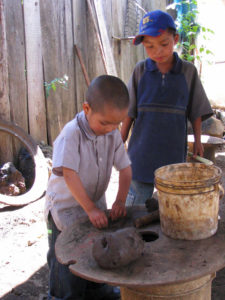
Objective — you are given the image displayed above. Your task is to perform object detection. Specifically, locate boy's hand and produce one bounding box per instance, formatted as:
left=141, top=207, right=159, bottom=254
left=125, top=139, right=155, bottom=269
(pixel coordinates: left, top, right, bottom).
left=110, top=199, right=126, bottom=221
left=87, top=207, right=108, bottom=229
left=193, top=140, right=204, bottom=157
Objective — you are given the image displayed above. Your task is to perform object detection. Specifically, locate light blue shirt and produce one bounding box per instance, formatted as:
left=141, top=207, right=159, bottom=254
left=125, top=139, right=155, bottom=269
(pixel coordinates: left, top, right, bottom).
left=45, top=111, right=130, bottom=231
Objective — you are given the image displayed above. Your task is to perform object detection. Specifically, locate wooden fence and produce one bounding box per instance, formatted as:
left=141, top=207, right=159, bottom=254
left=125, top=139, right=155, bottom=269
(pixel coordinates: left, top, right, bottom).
left=0, top=0, right=167, bottom=163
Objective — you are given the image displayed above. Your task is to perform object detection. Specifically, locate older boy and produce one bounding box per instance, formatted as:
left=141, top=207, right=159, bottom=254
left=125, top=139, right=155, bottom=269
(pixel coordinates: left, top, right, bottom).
left=45, top=75, right=131, bottom=299
left=121, top=10, right=213, bottom=205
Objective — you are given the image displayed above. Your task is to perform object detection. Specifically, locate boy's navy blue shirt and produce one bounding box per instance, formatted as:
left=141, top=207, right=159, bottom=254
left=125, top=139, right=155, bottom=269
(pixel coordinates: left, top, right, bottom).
left=128, top=52, right=213, bottom=183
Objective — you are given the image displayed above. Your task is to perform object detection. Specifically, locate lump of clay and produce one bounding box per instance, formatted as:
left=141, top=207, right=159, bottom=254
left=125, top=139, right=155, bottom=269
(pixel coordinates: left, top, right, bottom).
left=92, top=227, right=144, bottom=269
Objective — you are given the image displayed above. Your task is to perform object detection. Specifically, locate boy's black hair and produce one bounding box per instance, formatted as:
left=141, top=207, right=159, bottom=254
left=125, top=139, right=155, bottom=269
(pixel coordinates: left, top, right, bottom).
left=86, top=75, right=129, bottom=112
left=167, top=27, right=177, bottom=36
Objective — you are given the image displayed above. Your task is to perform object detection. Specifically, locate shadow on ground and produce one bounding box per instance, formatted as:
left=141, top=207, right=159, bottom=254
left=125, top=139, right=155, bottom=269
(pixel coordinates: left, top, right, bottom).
left=1, top=262, right=225, bottom=300
left=1, top=264, right=49, bottom=300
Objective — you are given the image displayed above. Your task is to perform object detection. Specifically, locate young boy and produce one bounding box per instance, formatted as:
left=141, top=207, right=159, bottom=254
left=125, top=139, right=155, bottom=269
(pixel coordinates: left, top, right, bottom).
left=45, top=75, right=132, bottom=299
left=121, top=10, right=213, bottom=205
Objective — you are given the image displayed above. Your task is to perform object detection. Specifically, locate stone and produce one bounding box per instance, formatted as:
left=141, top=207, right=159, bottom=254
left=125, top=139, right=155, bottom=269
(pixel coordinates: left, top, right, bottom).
left=188, top=116, right=224, bottom=138
left=92, top=227, right=144, bottom=269
left=215, top=110, right=225, bottom=126
left=202, top=116, right=224, bottom=138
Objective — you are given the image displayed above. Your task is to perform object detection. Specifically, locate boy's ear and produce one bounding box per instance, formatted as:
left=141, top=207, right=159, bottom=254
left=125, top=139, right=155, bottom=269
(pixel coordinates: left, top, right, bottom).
left=174, top=33, right=179, bottom=45
left=83, top=102, right=91, bottom=115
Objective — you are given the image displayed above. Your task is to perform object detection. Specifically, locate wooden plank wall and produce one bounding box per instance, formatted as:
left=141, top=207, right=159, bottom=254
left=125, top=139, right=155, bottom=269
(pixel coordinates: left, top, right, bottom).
left=1, top=0, right=167, bottom=162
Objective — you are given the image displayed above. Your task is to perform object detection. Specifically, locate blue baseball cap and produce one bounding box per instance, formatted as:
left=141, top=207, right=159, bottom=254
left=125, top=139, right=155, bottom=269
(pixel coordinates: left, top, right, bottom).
left=133, top=10, right=176, bottom=45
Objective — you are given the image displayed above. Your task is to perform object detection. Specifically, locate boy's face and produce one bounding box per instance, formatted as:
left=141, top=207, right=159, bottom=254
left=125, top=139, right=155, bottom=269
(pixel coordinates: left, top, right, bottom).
left=83, top=102, right=128, bottom=136
left=142, top=31, right=179, bottom=65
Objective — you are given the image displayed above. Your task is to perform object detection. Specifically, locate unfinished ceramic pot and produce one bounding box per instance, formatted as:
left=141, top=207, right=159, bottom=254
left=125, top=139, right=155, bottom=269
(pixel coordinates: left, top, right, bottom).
left=92, top=227, right=144, bottom=269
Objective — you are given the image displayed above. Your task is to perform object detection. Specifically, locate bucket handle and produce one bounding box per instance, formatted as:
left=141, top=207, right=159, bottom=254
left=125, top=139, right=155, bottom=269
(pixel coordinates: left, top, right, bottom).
left=219, top=184, right=224, bottom=200
left=188, top=152, right=213, bottom=166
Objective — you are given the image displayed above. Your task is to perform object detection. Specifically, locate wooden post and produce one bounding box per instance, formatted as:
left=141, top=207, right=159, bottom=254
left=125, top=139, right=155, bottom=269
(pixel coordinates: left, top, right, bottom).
left=74, top=45, right=90, bottom=86
left=23, top=0, right=47, bottom=143
left=0, top=0, right=13, bottom=164
left=93, top=0, right=118, bottom=76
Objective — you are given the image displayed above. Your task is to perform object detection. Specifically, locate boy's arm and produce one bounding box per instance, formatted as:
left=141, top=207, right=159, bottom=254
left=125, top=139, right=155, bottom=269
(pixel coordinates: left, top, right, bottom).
left=110, top=165, right=132, bottom=220
left=191, top=116, right=204, bottom=157
left=63, top=167, right=108, bottom=229
left=121, top=116, right=134, bottom=143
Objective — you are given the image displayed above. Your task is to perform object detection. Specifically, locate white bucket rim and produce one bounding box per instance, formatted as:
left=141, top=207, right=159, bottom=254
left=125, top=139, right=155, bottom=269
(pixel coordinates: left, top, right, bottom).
left=154, top=162, right=222, bottom=188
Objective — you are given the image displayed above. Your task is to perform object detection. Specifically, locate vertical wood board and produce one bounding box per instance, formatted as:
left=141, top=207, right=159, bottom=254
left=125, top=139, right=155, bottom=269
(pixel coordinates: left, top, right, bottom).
left=23, top=0, right=47, bottom=143
left=40, top=0, right=76, bottom=145
left=93, top=0, right=118, bottom=76
left=85, top=1, right=106, bottom=80
left=0, top=0, right=10, bottom=121
left=4, top=0, right=28, bottom=132
left=73, top=0, right=88, bottom=112
left=0, top=0, right=13, bottom=164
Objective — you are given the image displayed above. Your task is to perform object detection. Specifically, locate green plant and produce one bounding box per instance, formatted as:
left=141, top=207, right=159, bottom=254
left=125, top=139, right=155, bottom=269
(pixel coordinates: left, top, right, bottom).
left=44, top=75, right=68, bottom=98
left=167, top=0, right=214, bottom=65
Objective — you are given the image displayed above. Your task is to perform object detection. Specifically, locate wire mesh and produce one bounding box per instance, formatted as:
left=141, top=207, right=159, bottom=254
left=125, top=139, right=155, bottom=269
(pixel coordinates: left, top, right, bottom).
left=123, top=0, right=146, bottom=38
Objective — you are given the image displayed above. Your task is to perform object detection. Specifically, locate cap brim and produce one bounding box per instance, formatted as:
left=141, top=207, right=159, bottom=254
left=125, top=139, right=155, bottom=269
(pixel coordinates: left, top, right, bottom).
left=133, top=35, right=144, bottom=45
left=133, top=30, right=164, bottom=45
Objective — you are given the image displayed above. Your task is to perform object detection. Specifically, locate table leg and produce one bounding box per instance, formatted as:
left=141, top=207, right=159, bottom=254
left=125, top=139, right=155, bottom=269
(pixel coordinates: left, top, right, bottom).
left=204, top=145, right=216, bottom=163
left=120, top=273, right=215, bottom=300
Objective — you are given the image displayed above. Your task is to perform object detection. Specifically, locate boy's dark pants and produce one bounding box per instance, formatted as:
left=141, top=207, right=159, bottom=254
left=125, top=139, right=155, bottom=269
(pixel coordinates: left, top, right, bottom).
left=47, top=213, right=106, bottom=300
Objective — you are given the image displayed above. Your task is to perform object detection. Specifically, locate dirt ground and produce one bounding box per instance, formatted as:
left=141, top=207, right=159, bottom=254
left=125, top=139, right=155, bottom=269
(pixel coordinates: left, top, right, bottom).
left=1, top=150, right=225, bottom=300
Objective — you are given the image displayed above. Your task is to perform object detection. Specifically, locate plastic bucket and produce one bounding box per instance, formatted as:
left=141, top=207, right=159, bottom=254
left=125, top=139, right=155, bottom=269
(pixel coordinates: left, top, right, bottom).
left=154, top=163, right=223, bottom=240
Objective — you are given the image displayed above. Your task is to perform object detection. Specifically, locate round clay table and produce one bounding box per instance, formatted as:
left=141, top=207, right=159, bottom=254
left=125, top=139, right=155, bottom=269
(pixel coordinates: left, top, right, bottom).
left=56, top=206, right=225, bottom=299
left=188, top=134, right=225, bottom=163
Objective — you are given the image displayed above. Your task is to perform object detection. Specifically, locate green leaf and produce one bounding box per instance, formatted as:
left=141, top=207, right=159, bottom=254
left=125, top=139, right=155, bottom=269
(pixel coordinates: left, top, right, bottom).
left=187, top=55, right=195, bottom=61
left=207, top=28, right=215, bottom=34
left=183, top=41, right=191, bottom=47
left=190, top=45, right=196, bottom=50
left=187, top=31, right=196, bottom=36
left=192, top=26, right=199, bottom=32
left=51, top=83, right=56, bottom=92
